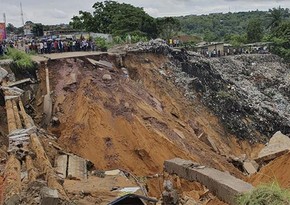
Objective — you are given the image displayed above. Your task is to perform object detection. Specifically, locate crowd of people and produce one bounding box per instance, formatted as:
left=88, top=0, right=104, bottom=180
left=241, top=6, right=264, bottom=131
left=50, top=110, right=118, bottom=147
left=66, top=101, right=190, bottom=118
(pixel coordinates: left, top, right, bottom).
left=0, top=38, right=98, bottom=56
left=0, top=42, right=9, bottom=56
left=24, top=39, right=97, bottom=54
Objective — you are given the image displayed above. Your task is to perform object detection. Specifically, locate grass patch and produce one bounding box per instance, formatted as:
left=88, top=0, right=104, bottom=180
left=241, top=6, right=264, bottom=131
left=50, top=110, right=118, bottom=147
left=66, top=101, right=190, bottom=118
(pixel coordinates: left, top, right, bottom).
left=7, top=48, right=34, bottom=69
left=237, top=182, right=290, bottom=205
left=6, top=48, right=37, bottom=78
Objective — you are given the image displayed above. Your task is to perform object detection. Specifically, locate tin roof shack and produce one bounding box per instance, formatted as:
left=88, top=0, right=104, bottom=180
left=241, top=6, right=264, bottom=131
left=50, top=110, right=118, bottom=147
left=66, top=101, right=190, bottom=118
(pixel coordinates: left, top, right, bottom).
left=243, top=42, right=273, bottom=54
left=108, top=194, right=158, bottom=205
left=196, top=42, right=225, bottom=57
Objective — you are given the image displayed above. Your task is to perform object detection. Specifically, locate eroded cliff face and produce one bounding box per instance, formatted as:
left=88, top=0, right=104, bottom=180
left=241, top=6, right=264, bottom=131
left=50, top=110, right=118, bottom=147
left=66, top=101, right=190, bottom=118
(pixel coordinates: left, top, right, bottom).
left=171, top=53, right=290, bottom=143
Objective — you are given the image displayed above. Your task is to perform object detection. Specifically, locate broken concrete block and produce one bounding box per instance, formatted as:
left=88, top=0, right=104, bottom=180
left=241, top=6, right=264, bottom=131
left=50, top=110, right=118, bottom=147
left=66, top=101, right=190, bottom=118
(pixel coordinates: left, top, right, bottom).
left=67, top=155, right=87, bottom=180
left=40, top=187, right=59, bottom=205
left=198, top=134, right=219, bottom=153
left=55, top=155, right=68, bottom=179
left=87, top=58, right=98, bottom=66
left=164, top=158, right=253, bottom=205
left=269, top=131, right=290, bottom=146
left=102, top=74, right=112, bottom=81
left=105, top=169, right=122, bottom=176
left=243, top=161, right=257, bottom=175
left=0, top=67, right=8, bottom=83
left=97, top=60, right=114, bottom=70
left=256, top=131, right=290, bottom=164
left=65, top=73, right=77, bottom=86
left=256, top=144, right=289, bottom=163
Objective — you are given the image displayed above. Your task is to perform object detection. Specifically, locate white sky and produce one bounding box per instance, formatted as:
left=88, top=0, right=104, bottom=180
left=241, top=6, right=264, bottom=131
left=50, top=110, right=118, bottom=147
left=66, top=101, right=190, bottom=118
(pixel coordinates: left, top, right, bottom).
left=0, top=0, right=289, bottom=27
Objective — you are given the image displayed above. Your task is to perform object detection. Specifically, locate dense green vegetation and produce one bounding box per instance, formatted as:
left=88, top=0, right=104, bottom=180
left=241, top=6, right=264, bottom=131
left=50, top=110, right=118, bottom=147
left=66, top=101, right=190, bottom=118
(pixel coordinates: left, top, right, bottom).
left=177, top=9, right=290, bottom=41
left=237, top=182, right=290, bottom=205
left=7, top=49, right=36, bottom=77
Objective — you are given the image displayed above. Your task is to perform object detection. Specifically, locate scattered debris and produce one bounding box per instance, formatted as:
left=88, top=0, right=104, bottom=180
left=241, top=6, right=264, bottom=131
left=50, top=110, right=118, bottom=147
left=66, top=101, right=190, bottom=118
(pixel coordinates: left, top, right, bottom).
left=40, top=187, right=59, bottom=205
left=162, top=180, right=179, bottom=205
left=0, top=66, right=8, bottom=83
left=165, top=158, right=254, bottom=205
left=102, top=74, right=112, bottom=81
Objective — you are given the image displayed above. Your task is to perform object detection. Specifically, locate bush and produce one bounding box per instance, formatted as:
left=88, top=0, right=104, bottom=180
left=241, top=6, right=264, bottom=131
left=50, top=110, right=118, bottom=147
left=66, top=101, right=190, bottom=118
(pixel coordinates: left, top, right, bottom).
left=237, top=182, right=290, bottom=205
left=7, top=48, right=36, bottom=77
left=95, top=37, right=108, bottom=51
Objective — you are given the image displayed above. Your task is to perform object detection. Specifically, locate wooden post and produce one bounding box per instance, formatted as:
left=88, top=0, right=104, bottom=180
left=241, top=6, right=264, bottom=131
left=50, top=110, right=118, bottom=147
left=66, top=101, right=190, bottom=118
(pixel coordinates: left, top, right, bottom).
left=18, top=98, right=33, bottom=128
left=25, top=155, right=38, bottom=183
left=3, top=155, right=21, bottom=204
left=30, top=133, right=68, bottom=200
left=12, top=99, right=22, bottom=130
left=5, top=99, right=17, bottom=134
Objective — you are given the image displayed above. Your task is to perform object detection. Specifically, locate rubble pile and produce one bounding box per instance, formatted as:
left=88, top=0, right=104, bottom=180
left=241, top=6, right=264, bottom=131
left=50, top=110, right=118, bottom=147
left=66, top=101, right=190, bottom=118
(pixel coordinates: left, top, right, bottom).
left=127, top=38, right=170, bottom=54
left=168, top=52, right=290, bottom=142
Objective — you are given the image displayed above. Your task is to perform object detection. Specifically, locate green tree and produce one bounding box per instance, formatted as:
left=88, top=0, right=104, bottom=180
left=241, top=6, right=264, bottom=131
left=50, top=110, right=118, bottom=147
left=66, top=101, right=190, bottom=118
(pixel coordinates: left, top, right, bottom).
left=247, top=18, right=263, bottom=43
left=32, top=24, right=44, bottom=37
left=70, top=1, right=157, bottom=38
left=268, top=7, right=285, bottom=31
left=156, top=17, right=180, bottom=40
left=6, top=23, right=16, bottom=34
left=270, top=21, right=290, bottom=61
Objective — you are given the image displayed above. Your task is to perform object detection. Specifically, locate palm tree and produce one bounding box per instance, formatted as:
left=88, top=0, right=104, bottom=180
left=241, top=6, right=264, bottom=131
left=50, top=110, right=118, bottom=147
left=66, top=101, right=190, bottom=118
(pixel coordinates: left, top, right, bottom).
left=267, top=7, right=284, bottom=31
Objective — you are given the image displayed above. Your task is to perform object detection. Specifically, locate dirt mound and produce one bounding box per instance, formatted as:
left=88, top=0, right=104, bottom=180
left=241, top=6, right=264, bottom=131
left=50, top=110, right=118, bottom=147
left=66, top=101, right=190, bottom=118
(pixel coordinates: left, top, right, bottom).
left=249, top=152, right=290, bottom=188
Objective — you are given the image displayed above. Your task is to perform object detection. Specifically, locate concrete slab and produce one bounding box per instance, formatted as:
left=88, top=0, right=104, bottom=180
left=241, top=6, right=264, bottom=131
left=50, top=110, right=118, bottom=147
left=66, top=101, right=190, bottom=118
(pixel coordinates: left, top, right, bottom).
left=87, top=58, right=99, bottom=66
left=43, top=94, right=52, bottom=126
left=256, top=131, right=290, bottom=164
left=164, top=158, right=253, bottom=205
left=269, top=131, right=290, bottom=146
left=67, top=155, right=87, bottom=180
left=243, top=161, right=257, bottom=175
left=40, top=187, right=59, bottom=205
left=95, top=60, right=113, bottom=69
left=8, top=78, right=32, bottom=87
left=256, top=144, right=289, bottom=163
left=55, top=155, right=68, bottom=179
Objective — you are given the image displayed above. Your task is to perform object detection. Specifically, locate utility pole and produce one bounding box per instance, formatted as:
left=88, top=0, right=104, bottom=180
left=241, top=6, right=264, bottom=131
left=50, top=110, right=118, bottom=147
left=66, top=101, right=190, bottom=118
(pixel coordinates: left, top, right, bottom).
left=20, top=2, right=24, bottom=26
left=3, top=13, right=6, bottom=24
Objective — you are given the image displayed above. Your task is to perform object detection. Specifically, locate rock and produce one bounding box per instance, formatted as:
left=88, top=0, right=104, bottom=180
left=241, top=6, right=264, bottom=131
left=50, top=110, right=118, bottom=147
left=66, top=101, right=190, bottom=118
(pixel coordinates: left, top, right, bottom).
left=0, top=67, right=8, bottom=83
left=269, top=131, right=290, bottom=146
left=256, top=143, right=289, bottom=163
left=105, top=169, right=122, bottom=176
left=40, top=187, right=59, bottom=205
left=51, top=117, right=60, bottom=126
left=102, top=74, right=112, bottom=81
left=124, top=102, right=130, bottom=108
left=96, top=60, right=113, bottom=70
left=243, top=161, right=257, bottom=175
left=198, top=134, right=219, bottom=153
left=256, top=131, right=290, bottom=164
left=163, top=180, right=173, bottom=192
left=4, top=194, right=20, bottom=205
left=65, top=73, right=77, bottom=86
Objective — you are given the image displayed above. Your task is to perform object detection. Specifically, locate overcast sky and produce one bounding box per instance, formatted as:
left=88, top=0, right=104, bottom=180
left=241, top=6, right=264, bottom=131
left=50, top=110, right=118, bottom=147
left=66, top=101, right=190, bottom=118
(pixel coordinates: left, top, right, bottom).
left=0, top=0, right=289, bottom=27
